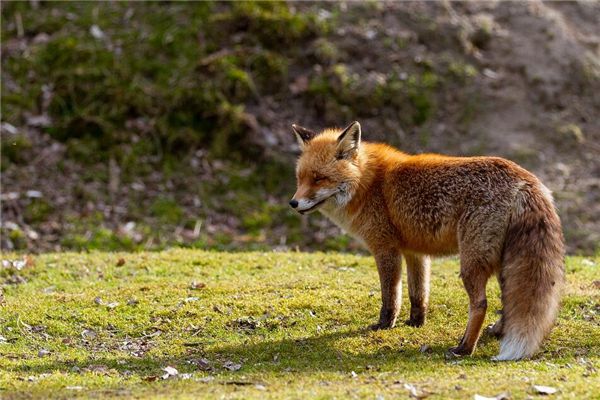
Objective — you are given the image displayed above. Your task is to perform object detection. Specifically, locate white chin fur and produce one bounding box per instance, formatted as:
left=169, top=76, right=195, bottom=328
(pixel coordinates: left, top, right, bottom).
left=296, top=185, right=352, bottom=213
left=296, top=198, right=315, bottom=211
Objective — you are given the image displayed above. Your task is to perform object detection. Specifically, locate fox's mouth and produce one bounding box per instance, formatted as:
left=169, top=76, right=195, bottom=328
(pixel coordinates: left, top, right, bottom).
left=297, top=194, right=337, bottom=214
left=298, top=198, right=328, bottom=214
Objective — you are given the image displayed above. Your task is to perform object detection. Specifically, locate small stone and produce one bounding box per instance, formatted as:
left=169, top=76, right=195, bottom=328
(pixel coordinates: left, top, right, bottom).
left=38, top=349, right=51, bottom=357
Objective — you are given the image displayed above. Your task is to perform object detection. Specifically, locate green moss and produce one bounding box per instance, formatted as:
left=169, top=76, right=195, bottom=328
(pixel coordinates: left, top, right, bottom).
left=313, top=38, right=341, bottom=64
left=1, top=1, right=323, bottom=166
left=61, top=228, right=137, bottom=252
left=214, top=1, right=323, bottom=49
left=447, top=61, right=478, bottom=83
left=249, top=51, right=289, bottom=90
left=7, top=228, right=27, bottom=250
left=242, top=206, right=274, bottom=235
left=0, top=133, right=32, bottom=168
left=0, top=251, right=597, bottom=398
left=24, top=199, right=54, bottom=224
left=150, top=198, right=184, bottom=225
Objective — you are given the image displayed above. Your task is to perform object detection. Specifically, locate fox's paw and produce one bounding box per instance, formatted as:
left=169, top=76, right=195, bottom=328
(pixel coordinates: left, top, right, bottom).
left=484, top=321, right=504, bottom=338
left=405, top=317, right=425, bottom=327
left=370, top=308, right=397, bottom=330
left=369, top=321, right=395, bottom=331
left=445, top=345, right=472, bottom=359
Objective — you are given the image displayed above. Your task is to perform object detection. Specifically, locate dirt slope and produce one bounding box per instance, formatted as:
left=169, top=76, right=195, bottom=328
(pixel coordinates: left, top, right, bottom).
left=1, top=1, right=599, bottom=253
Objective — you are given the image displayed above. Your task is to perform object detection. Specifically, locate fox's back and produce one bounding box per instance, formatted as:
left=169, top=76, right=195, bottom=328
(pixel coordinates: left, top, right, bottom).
left=368, top=146, right=539, bottom=254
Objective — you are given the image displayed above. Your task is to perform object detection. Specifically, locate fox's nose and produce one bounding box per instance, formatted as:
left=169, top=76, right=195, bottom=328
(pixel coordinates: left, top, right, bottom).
left=289, top=199, right=298, bottom=208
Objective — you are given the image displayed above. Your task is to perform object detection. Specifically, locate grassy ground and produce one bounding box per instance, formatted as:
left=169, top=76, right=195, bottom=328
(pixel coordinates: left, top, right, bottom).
left=0, top=250, right=598, bottom=399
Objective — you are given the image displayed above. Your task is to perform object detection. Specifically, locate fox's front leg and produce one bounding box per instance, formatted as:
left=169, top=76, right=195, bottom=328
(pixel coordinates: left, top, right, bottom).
left=405, top=254, right=431, bottom=327
left=370, top=251, right=402, bottom=330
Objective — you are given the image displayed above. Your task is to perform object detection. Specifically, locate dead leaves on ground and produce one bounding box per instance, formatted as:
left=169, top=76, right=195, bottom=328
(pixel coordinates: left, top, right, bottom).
left=142, top=359, right=244, bottom=384
left=474, top=384, right=559, bottom=399
left=1, top=256, right=35, bottom=288
left=190, top=281, right=206, bottom=290
left=532, top=385, right=558, bottom=395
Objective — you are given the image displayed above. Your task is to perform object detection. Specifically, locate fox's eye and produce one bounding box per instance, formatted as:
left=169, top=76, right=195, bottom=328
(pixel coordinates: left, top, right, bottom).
left=314, top=176, right=327, bottom=183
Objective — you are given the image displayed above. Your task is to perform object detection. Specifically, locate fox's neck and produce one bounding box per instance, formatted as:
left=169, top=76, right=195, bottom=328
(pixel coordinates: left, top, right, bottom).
left=344, top=143, right=408, bottom=210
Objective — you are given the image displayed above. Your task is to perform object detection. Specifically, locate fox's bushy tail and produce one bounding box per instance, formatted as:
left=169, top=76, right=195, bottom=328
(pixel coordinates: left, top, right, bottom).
left=495, top=183, right=565, bottom=361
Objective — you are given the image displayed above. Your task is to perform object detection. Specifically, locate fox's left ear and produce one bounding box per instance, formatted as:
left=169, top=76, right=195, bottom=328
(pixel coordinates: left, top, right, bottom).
left=292, top=124, right=317, bottom=150
left=336, top=121, right=361, bottom=159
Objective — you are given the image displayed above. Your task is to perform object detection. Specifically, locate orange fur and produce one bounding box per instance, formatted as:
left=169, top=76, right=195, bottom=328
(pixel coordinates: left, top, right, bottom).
left=290, top=122, right=565, bottom=360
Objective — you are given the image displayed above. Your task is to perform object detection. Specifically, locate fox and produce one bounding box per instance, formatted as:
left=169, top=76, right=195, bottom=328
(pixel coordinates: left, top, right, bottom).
left=289, top=121, right=565, bottom=360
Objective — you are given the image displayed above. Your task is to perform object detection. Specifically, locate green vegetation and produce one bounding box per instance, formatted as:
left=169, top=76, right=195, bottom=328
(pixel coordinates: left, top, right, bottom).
left=1, top=1, right=489, bottom=253
left=0, top=251, right=598, bottom=399
left=1, top=1, right=323, bottom=164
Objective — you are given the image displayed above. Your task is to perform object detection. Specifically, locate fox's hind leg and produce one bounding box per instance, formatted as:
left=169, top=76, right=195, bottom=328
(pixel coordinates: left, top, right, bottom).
left=448, top=211, right=506, bottom=356
left=370, top=251, right=402, bottom=330
left=485, top=313, right=504, bottom=338
left=448, top=259, right=493, bottom=356
left=485, top=274, right=505, bottom=338
left=405, top=254, right=431, bottom=327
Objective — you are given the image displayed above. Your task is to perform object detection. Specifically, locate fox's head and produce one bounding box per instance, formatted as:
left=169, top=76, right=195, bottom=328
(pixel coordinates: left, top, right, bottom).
left=289, top=121, right=363, bottom=214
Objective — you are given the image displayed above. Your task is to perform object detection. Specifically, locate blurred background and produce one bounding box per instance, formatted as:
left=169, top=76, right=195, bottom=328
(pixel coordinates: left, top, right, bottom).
left=1, top=1, right=599, bottom=254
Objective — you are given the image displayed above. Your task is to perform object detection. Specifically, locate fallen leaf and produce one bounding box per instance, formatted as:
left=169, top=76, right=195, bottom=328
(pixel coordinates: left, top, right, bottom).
left=1, top=257, right=32, bottom=271
left=190, top=281, right=206, bottom=290
left=26, top=190, right=43, bottom=198
left=81, top=329, right=97, bottom=339
left=90, top=25, right=105, bottom=40
left=184, top=297, right=199, bottom=303
left=43, top=286, right=56, bottom=294
left=66, top=386, right=83, bottom=391
left=143, top=375, right=159, bottom=382
left=474, top=393, right=509, bottom=400
left=420, top=344, right=432, bottom=353
left=161, top=366, right=178, bottom=379
left=255, top=384, right=267, bottom=391
left=106, top=302, right=119, bottom=309
left=404, top=383, right=430, bottom=399
left=188, top=358, right=211, bottom=371
left=223, top=361, right=242, bottom=371
left=38, top=349, right=50, bottom=357
left=116, top=258, right=125, bottom=267
left=85, top=365, right=112, bottom=375
left=228, top=316, right=260, bottom=330
left=1, top=122, right=18, bottom=134
left=533, top=385, right=557, bottom=395
left=26, top=114, right=51, bottom=128
left=127, top=298, right=139, bottom=306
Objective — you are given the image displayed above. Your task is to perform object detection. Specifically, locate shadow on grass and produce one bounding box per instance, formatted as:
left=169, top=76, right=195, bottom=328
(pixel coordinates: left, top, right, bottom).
left=10, top=327, right=503, bottom=378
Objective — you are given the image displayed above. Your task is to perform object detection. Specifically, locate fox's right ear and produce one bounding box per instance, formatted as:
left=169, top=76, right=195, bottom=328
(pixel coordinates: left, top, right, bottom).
left=292, top=124, right=317, bottom=150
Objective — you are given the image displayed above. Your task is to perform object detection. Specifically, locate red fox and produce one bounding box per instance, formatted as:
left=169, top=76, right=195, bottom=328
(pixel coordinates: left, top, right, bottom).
left=289, top=121, right=565, bottom=360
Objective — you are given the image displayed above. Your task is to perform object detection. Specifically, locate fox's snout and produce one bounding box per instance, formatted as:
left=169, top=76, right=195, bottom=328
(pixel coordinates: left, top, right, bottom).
left=289, top=199, right=298, bottom=208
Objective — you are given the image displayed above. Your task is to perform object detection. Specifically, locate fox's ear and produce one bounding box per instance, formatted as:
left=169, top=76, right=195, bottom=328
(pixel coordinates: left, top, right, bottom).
left=292, top=124, right=317, bottom=150
left=336, top=121, right=361, bottom=159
